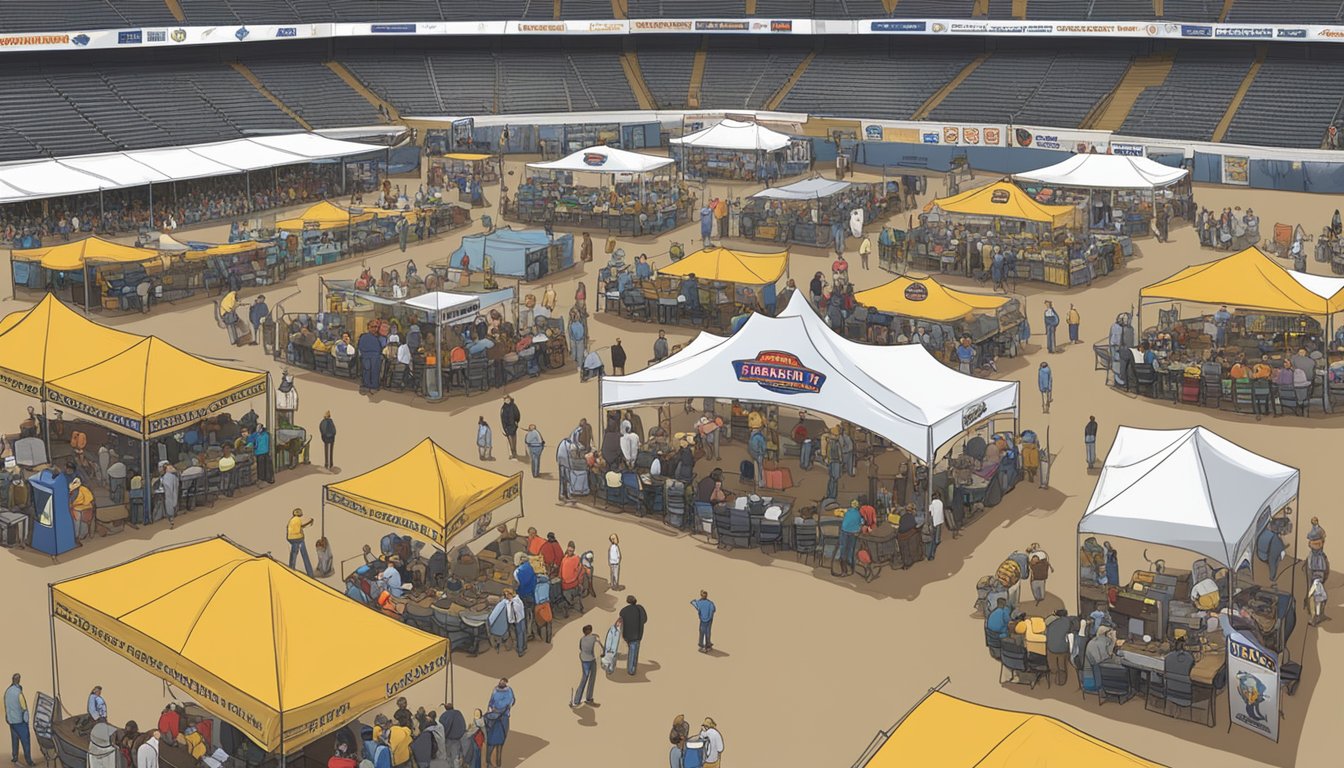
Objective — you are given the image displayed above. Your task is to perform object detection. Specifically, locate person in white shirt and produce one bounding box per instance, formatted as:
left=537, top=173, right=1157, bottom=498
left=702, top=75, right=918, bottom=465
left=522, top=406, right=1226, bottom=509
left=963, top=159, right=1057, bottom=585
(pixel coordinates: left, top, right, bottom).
left=699, top=718, right=724, bottom=767
left=380, top=558, right=406, bottom=598
left=503, top=589, right=528, bottom=657
left=926, top=492, right=945, bottom=560
left=135, top=731, right=161, bottom=768
left=619, top=420, right=639, bottom=465
left=608, top=534, right=622, bottom=591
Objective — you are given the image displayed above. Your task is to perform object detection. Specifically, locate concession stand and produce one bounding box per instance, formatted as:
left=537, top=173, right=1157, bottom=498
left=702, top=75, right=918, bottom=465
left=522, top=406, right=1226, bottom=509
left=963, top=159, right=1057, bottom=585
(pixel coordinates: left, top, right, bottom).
left=1014, top=153, right=1193, bottom=237
left=669, top=119, right=809, bottom=182
left=428, top=152, right=501, bottom=207
left=851, top=275, right=1023, bottom=363
left=740, top=177, right=894, bottom=248
left=512, top=146, right=683, bottom=236
left=632, top=246, right=788, bottom=330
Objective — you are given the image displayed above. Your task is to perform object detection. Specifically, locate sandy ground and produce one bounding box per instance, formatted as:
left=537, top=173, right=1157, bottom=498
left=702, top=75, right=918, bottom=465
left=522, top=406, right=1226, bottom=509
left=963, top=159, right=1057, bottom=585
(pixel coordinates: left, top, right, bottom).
left=1, top=160, right=1340, bottom=768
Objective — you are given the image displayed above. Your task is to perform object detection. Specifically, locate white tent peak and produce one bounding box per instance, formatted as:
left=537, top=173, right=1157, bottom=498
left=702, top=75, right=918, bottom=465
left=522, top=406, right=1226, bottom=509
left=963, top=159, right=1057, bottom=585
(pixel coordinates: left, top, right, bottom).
left=1013, top=153, right=1187, bottom=190
left=670, top=119, right=792, bottom=152
left=526, top=145, right=673, bottom=174
left=1080, top=426, right=1299, bottom=567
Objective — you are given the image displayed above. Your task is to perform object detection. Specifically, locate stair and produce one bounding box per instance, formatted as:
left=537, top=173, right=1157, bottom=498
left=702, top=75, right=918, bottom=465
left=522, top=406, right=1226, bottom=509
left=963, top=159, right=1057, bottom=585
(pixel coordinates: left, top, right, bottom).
left=231, top=62, right=313, bottom=131
left=1085, top=50, right=1175, bottom=131
left=326, top=61, right=402, bottom=120
left=1012, top=0, right=1028, bottom=17
left=620, top=48, right=658, bottom=110
left=687, top=39, right=708, bottom=109
left=611, top=0, right=627, bottom=17
left=1212, top=45, right=1266, bottom=143
left=745, top=0, right=757, bottom=13
left=163, top=0, right=185, bottom=22
left=764, top=50, right=816, bottom=111
left=1219, top=0, right=1234, bottom=21
left=912, top=54, right=988, bottom=120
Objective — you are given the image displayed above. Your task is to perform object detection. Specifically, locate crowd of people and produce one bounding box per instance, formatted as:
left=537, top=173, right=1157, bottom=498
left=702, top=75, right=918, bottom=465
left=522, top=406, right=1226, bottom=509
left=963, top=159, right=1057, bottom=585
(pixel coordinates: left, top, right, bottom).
left=1195, top=206, right=1260, bottom=252
left=506, top=178, right=689, bottom=237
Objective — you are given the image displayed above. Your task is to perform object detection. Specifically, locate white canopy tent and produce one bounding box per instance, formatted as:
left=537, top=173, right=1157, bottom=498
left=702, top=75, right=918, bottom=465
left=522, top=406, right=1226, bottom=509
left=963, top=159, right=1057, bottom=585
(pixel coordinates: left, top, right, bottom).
left=670, top=119, right=792, bottom=152
left=1079, top=426, right=1299, bottom=569
left=1013, top=154, right=1188, bottom=190
left=401, top=288, right=516, bottom=325
left=526, top=145, right=674, bottom=175
left=601, top=293, right=1019, bottom=463
left=750, top=177, right=851, bottom=201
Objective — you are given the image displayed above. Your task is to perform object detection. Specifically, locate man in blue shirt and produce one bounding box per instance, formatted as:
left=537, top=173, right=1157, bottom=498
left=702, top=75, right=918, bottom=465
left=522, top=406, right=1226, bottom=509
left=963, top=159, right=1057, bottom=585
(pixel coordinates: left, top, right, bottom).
left=1038, top=362, right=1053, bottom=414
left=248, top=424, right=274, bottom=484
left=1213, top=305, right=1231, bottom=348
left=690, top=590, right=716, bottom=653
left=955, top=336, right=976, bottom=375
left=6, top=673, right=33, bottom=767
left=986, top=598, right=1013, bottom=639
left=87, top=686, right=106, bottom=722
left=747, top=428, right=766, bottom=486
left=838, top=501, right=863, bottom=576
left=568, top=314, right=586, bottom=367
left=248, top=295, right=269, bottom=347
left=1043, top=300, right=1060, bottom=353
left=356, top=323, right=383, bottom=393
left=513, top=554, right=537, bottom=615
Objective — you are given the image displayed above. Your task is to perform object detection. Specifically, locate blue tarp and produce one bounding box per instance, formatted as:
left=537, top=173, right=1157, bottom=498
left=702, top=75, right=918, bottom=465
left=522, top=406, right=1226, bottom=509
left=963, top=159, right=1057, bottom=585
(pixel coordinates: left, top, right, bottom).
left=450, top=227, right=574, bottom=280
left=857, top=142, right=1073, bottom=174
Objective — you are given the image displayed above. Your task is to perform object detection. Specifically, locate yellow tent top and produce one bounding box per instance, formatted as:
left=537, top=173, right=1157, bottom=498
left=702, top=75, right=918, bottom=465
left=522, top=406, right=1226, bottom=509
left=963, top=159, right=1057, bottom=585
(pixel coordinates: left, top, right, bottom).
left=926, top=181, right=1077, bottom=227
left=443, top=153, right=493, bottom=162
left=657, top=246, right=789, bottom=284
left=12, top=236, right=161, bottom=271
left=0, top=294, right=141, bottom=396
left=45, top=336, right=268, bottom=438
left=51, top=538, right=447, bottom=753
left=325, top=438, right=522, bottom=547
left=855, top=275, right=1010, bottom=322
left=363, top=207, right=422, bottom=224
left=276, top=200, right=375, bottom=231
left=865, top=692, right=1165, bottom=768
left=1141, top=246, right=1344, bottom=315
left=183, top=240, right=270, bottom=261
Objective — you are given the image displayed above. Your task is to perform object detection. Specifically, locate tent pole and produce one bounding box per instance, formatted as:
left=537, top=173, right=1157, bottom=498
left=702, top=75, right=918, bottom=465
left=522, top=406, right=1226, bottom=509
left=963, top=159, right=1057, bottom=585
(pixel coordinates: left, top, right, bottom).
left=83, top=265, right=91, bottom=315
left=41, top=401, right=51, bottom=470
left=141, top=438, right=151, bottom=524
left=148, top=183, right=155, bottom=229
left=49, top=586, right=60, bottom=707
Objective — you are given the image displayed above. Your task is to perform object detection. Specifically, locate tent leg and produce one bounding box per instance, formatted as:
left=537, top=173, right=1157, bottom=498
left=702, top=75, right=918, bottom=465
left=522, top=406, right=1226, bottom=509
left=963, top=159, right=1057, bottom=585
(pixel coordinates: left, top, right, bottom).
left=41, top=401, right=51, bottom=470
left=142, top=439, right=152, bottom=521
left=49, top=586, right=60, bottom=705
left=148, top=183, right=154, bottom=229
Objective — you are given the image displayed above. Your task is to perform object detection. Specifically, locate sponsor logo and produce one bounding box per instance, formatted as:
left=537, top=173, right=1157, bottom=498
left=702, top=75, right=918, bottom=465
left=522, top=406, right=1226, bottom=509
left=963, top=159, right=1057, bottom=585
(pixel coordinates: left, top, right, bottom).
left=234, top=26, right=249, bottom=41
left=0, top=33, right=72, bottom=47
left=1014, top=128, right=1033, bottom=147
left=583, top=152, right=608, bottom=167
left=1277, top=27, right=1307, bottom=38
left=990, top=189, right=1011, bottom=204
left=984, top=127, right=1001, bottom=145
left=587, top=22, right=624, bottom=32
left=631, top=20, right=693, bottom=31
left=118, top=30, right=143, bottom=45
left=903, top=283, right=928, bottom=302
left=931, top=22, right=946, bottom=33
left=921, top=132, right=940, bottom=144
left=961, top=402, right=987, bottom=428
left=948, top=22, right=987, bottom=33
left=518, top=22, right=566, bottom=32
left=1033, top=133, right=1063, bottom=150
left=276, top=26, right=298, bottom=38
left=732, top=351, right=826, bottom=395
left=170, top=28, right=186, bottom=42
left=870, top=21, right=926, bottom=33
left=1318, top=28, right=1344, bottom=38
left=963, top=127, right=980, bottom=145
left=770, top=20, right=793, bottom=32
left=146, top=30, right=165, bottom=42
left=1216, top=26, right=1273, bottom=39
left=943, top=126, right=959, bottom=144
left=371, top=23, right=416, bottom=34
left=1181, top=24, right=1213, bottom=37
left=1110, top=142, right=1144, bottom=156
left=695, top=21, right=750, bottom=31
left=1146, top=24, right=1158, bottom=36
left=864, top=125, right=883, bottom=140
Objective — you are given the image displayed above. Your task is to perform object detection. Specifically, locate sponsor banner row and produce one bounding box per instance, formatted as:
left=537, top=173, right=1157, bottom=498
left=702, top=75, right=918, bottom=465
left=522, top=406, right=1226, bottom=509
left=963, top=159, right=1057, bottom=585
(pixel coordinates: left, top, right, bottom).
left=860, top=120, right=1133, bottom=154
left=862, top=19, right=1334, bottom=40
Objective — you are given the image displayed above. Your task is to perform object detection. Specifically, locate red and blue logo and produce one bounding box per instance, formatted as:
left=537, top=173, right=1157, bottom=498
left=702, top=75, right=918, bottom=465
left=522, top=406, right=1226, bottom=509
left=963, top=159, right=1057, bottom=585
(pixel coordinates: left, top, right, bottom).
left=582, top=152, right=608, bottom=167
left=733, top=351, right=825, bottom=395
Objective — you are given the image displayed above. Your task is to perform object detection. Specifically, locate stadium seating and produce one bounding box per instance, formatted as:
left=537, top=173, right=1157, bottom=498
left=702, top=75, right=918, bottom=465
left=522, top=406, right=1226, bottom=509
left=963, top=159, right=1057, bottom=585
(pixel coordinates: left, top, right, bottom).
left=1120, top=46, right=1255, bottom=142
left=779, top=41, right=978, bottom=119
left=246, top=59, right=385, bottom=128
left=560, top=0, right=617, bottom=18
left=1224, top=50, right=1344, bottom=148
left=1160, top=0, right=1221, bottom=21
left=1226, top=0, right=1344, bottom=23
left=928, top=48, right=1059, bottom=123
left=343, top=52, right=447, bottom=115
left=1023, top=0, right=1092, bottom=20
left=627, top=0, right=747, bottom=17
left=635, top=38, right=698, bottom=110
left=1009, top=48, right=1133, bottom=127
left=891, top=0, right=974, bottom=18
left=698, top=39, right=810, bottom=111
left=0, top=1, right=172, bottom=34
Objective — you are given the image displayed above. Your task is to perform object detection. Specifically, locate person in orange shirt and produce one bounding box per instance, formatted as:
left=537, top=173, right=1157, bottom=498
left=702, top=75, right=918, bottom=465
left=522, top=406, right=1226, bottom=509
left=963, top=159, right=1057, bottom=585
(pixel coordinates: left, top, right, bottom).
left=560, top=544, right=582, bottom=591
left=526, top=527, right=545, bottom=556
left=713, top=196, right=729, bottom=239
left=1230, top=357, right=1250, bottom=379
left=1251, top=357, right=1273, bottom=379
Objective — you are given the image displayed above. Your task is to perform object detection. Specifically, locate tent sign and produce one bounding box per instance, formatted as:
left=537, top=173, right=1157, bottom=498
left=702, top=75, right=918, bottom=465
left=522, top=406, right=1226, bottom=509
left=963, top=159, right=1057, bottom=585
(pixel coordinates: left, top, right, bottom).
left=583, top=152, right=607, bottom=167
left=733, top=351, right=825, bottom=395
left=1226, top=620, right=1280, bottom=742
left=903, top=283, right=929, bottom=301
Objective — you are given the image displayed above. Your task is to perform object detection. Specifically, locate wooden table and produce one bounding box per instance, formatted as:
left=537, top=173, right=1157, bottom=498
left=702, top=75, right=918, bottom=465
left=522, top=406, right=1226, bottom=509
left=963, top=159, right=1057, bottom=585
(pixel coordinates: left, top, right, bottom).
left=1117, top=636, right=1227, bottom=688
left=859, top=524, right=899, bottom=567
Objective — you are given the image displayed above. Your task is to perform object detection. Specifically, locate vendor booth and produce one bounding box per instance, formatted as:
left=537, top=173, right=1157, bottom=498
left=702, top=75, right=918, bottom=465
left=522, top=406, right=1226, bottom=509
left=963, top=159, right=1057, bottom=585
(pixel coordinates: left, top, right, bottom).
left=741, top=177, right=894, bottom=248
left=669, top=119, right=809, bottom=182
left=1127, top=247, right=1344, bottom=409
left=851, top=275, right=1022, bottom=368
left=1014, top=153, right=1193, bottom=237
left=428, top=152, right=500, bottom=207
left=49, top=536, right=449, bottom=759
left=159, top=237, right=280, bottom=299
left=912, top=181, right=1104, bottom=287
left=11, top=236, right=164, bottom=311
left=512, top=146, right=683, bottom=236
left=275, top=200, right=375, bottom=267
left=1077, top=427, right=1300, bottom=726
left=447, top=227, right=575, bottom=282
left=629, top=246, right=788, bottom=328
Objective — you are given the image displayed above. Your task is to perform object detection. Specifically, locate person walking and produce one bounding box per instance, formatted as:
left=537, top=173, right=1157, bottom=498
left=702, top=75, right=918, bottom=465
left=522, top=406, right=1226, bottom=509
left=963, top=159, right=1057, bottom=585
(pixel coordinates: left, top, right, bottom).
left=1084, top=416, right=1098, bottom=469
left=523, top=425, right=544, bottom=478
left=1027, top=543, right=1053, bottom=604
left=1067, top=304, right=1081, bottom=345
left=925, top=491, right=945, bottom=560
left=607, top=534, right=621, bottom=591
left=319, top=411, right=337, bottom=470
left=1043, top=301, right=1060, bottom=353
left=691, top=590, right=716, bottom=653
left=476, top=417, right=493, bottom=461
left=618, top=595, right=648, bottom=676
left=249, top=425, right=274, bottom=484
left=858, top=234, right=872, bottom=270
left=499, top=396, right=521, bottom=459
left=484, top=679, right=513, bottom=768
left=503, top=589, right=527, bottom=657
left=286, top=508, right=315, bottom=577
left=248, top=294, right=269, bottom=347
left=570, top=625, right=599, bottom=708
left=1038, top=362, right=1053, bottom=414
left=610, top=339, right=627, bottom=376
left=5, top=674, right=34, bottom=767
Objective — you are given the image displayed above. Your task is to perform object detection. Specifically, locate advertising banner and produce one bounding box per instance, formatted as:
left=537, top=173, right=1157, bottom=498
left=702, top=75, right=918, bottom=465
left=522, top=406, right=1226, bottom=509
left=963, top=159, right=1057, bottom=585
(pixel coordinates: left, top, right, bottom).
left=1223, top=155, right=1251, bottom=185
left=1225, top=621, right=1281, bottom=742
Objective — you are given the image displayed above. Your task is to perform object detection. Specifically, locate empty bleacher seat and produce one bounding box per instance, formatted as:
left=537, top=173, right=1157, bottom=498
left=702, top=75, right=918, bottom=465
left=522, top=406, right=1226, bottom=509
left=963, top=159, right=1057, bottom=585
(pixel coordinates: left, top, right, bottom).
left=247, top=59, right=385, bottom=128
left=698, top=39, right=810, bottom=111
left=1120, top=47, right=1255, bottom=142
left=780, top=40, right=978, bottom=119
left=1224, top=50, right=1344, bottom=148
left=635, top=38, right=698, bottom=110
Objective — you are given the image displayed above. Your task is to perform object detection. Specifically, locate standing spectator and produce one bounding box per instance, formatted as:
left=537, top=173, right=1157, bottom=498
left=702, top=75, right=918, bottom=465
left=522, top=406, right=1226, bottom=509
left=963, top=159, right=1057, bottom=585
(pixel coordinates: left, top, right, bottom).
left=568, top=311, right=586, bottom=368
left=618, top=595, right=648, bottom=676
left=569, top=625, right=599, bottom=708
left=652, top=330, right=669, bottom=363
left=1027, top=543, right=1052, bottom=605
left=484, top=679, right=514, bottom=768
left=1084, top=416, right=1098, bottom=470
left=714, top=196, right=729, bottom=239
left=858, top=234, right=872, bottom=270
left=523, top=425, right=544, bottom=478
left=499, top=396, right=521, bottom=459
left=437, top=705, right=466, bottom=768
left=357, top=322, right=383, bottom=394
left=1038, top=362, right=1053, bottom=414
left=926, top=491, right=945, bottom=560
left=87, top=686, right=107, bottom=721
left=610, top=338, right=627, bottom=376
left=286, top=508, right=315, bottom=577
left=248, top=294, right=269, bottom=347
left=1044, top=610, right=1075, bottom=686
left=502, top=589, right=527, bottom=657
left=249, top=425, right=274, bottom=484
left=607, top=534, right=622, bottom=591
left=699, top=203, right=713, bottom=247
left=476, top=417, right=493, bottom=461
left=580, top=232, right=593, bottom=263
left=319, top=411, right=336, bottom=470
left=700, top=718, right=725, bottom=768
left=158, top=462, right=179, bottom=530
left=135, top=730, right=161, bottom=768
left=5, top=673, right=33, bottom=767
left=691, top=590, right=716, bottom=653
left=1067, top=304, right=1081, bottom=345
left=1043, top=301, right=1060, bottom=353
left=1213, top=305, right=1231, bottom=348
left=838, top=500, right=862, bottom=575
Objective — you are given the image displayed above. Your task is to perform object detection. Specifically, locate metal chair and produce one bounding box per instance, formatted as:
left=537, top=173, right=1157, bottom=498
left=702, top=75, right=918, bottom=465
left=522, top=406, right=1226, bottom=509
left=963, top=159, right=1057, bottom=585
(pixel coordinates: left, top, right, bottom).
left=793, top=519, right=819, bottom=564
left=758, top=518, right=784, bottom=554
left=817, top=518, right=842, bottom=565
left=1162, top=673, right=1215, bottom=727
left=1097, top=662, right=1136, bottom=705
left=1201, top=373, right=1221, bottom=408
left=984, top=627, right=1004, bottom=660
left=664, top=484, right=687, bottom=529
left=999, top=642, right=1034, bottom=686
left=711, top=507, right=733, bottom=548
left=1132, top=363, right=1159, bottom=398
left=692, top=501, right=715, bottom=540
left=726, top=507, right=753, bottom=549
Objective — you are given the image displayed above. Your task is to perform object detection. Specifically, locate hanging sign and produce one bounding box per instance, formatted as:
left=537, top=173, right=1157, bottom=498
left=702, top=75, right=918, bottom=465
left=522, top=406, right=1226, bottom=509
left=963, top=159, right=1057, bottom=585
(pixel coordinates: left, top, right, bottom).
left=733, top=351, right=826, bottom=395
left=1225, top=619, right=1280, bottom=742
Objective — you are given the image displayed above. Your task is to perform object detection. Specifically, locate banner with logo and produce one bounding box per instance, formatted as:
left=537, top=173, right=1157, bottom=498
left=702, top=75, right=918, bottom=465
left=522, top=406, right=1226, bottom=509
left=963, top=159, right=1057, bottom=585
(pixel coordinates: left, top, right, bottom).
left=1223, top=155, right=1251, bottom=185
left=861, top=120, right=1005, bottom=147
left=1010, top=125, right=1110, bottom=153
left=1225, top=622, right=1280, bottom=742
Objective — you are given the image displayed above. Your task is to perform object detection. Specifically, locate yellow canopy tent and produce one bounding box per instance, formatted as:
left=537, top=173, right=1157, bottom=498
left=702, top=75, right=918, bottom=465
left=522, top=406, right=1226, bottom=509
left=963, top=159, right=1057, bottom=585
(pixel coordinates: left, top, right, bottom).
left=656, top=246, right=789, bottom=285
left=363, top=207, right=422, bottom=224
left=854, top=275, right=1010, bottom=323
left=1140, top=246, right=1344, bottom=316
left=861, top=692, right=1165, bottom=768
left=50, top=537, right=448, bottom=753
left=0, top=294, right=141, bottom=397
left=276, top=200, right=375, bottom=231
left=926, top=181, right=1078, bottom=228
left=44, top=336, right=269, bottom=439
left=11, top=236, right=161, bottom=271
left=181, top=240, right=271, bottom=262
left=323, top=438, right=523, bottom=547
left=444, top=153, right=493, bottom=162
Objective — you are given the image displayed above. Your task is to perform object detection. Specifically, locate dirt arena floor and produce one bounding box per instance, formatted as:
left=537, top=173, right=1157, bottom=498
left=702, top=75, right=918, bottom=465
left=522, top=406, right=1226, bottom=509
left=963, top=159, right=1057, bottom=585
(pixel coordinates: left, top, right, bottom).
left=1, top=158, right=1340, bottom=768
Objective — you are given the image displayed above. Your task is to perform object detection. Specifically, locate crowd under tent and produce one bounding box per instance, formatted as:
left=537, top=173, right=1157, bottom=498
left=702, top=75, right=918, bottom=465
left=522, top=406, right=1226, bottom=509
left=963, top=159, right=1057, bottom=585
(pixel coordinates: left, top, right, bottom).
left=322, top=437, right=523, bottom=549
left=742, top=177, right=871, bottom=247
left=275, top=200, right=375, bottom=232
left=669, top=119, right=808, bottom=181
left=400, top=289, right=518, bottom=399
left=852, top=689, right=1165, bottom=768
left=11, top=236, right=164, bottom=308
left=925, top=180, right=1078, bottom=229
left=516, top=145, right=682, bottom=236
left=448, top=227, right=574, bottom=281
left=428, top=152, right=501, bottom=206
left=1014, top=153, right=1194, bottom=236
left=850, top=275, right=1022, bottom=358
left=854, top=275, right=1011, bottom=324
left=602, top=292, right=1019, bottom=467
left=49, top=537, right=448, bottom=755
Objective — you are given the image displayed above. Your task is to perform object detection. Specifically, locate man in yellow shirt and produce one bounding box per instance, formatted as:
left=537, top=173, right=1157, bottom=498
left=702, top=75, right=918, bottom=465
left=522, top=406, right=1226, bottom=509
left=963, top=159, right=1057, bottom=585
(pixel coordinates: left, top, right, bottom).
left=286, top=508, right=314, bottom=577
left=387, top=714, right=413, bottom=768
left=713, top=196, right=729, bottom=239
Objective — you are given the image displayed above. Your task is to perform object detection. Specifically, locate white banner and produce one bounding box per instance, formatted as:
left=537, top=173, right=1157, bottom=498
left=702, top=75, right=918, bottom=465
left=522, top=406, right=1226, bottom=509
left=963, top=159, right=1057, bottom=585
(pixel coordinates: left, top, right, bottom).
left=1225, top=621, right=1280, bottom=742
left=1009, top=125, right=1111, bottom=153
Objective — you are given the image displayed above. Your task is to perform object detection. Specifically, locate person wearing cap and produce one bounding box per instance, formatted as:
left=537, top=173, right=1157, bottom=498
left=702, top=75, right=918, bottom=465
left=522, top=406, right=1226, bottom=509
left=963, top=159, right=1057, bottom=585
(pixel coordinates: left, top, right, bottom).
left=699, top=718, right=724, bottom=767
left=286, top=509, right=315, bottom=577
left=158, top=461, right=180, bottom=530
left=248, top=294, right=269, bottom=346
